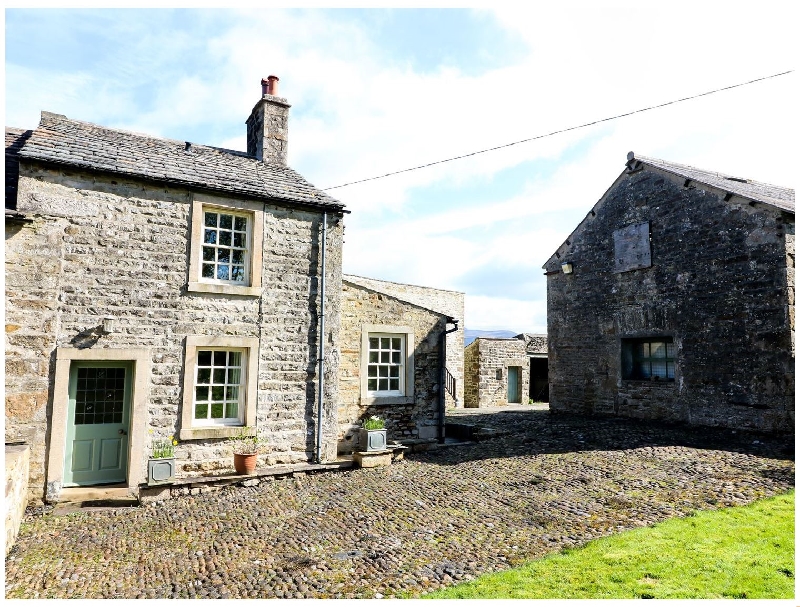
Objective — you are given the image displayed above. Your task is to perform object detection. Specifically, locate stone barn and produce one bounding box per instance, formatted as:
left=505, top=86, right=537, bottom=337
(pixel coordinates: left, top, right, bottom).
left=338, top=275, right=463, bottom=451
left=463, top=333, right=547, bottom=408
left=5, top=77, right=347, bottom=503
left=544, top=152, right=794, bottom=433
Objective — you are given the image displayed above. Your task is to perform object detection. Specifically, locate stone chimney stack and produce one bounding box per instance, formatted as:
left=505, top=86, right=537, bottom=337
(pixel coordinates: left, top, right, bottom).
left=246, top=75, right=291, bottom=165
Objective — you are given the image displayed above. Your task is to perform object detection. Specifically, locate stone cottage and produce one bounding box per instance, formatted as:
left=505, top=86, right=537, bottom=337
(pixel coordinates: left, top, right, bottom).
left=5, top=77, right=347, bottom=503
left=463, top=333, right=547, bottom=408
left=338, top=275, right=463, bottom=451
left=544, top=152, right=794, bottom=433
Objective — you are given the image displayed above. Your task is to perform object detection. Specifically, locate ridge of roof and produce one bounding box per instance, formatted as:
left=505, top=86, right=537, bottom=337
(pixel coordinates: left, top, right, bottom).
left=16, top=111, right=346, bottom=213
left=543, top=152, right=795, bottom=270
left=630, top=152, right=794, bottom=213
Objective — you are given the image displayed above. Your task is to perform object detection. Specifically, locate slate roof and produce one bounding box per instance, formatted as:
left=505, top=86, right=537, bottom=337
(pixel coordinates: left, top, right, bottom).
left=15, top=111, right=345, bottom=212
left=343, top=274, right=461, bottom=321
left=630, top=152, right=794, bottom=213
left=5, top=127, right=32, bottom=210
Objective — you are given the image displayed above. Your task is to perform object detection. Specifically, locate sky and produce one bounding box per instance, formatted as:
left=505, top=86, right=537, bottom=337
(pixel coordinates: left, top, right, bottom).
left=4, top=6, right=796, bottom=333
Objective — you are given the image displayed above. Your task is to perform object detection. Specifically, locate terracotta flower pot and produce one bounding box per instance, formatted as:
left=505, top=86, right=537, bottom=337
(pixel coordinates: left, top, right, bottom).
left=233, top=452, right=258, bottom=475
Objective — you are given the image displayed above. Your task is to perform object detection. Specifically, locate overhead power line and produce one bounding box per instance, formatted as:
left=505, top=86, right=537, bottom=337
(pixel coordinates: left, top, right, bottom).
left=322, top=70, right=793, bottom=191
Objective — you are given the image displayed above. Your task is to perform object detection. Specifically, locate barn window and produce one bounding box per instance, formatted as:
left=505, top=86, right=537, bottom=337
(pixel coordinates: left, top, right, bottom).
left=621, top=337, right=675, bottom=381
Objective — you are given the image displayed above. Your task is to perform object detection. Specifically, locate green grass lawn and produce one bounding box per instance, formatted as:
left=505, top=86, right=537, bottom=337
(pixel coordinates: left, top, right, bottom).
left=425, top=491, right=794, bottom=599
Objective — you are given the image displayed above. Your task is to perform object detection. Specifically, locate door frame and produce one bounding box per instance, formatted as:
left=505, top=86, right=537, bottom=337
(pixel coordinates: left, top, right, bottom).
left=47, top=347, right=151, bottom=502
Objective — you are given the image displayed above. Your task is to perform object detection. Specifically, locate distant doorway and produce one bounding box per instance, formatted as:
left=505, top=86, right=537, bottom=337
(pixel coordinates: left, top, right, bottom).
left=530, top=357, right=549, bottom=403
left=507, top=366, right=521, bottom=403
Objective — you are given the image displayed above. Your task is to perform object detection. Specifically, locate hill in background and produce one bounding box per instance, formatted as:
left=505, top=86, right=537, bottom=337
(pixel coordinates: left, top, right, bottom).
left=464, top=329, right=518, bottom=346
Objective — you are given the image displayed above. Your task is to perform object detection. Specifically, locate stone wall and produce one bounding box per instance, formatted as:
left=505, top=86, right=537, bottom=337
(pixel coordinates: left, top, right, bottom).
left=4, top=444, right=30, bottom=556
left=545, top=165, right=794, bottom=432
left=342, top=275, right=464, bottom=407
left=338, top=281, right=446, bottom=452
left=5, top=163, right=343, bottom=500
left=463, top=338, right=529, bottom=408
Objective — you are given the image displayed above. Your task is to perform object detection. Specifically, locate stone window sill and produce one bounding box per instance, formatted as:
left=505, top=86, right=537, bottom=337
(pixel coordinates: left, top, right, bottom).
left=178, top=426, right=254, bottom=441
left=362, top=396, right=415, bottom=406
left=187, top=282, right=261, bottom=297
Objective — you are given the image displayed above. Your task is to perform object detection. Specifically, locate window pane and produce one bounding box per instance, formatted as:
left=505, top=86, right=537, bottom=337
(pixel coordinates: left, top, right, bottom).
left=651, top=342, right=665, bottom=358
left=218, top=231, right=231, bottom=247
left=379, top=367, right=388, bottom=378
left=392, top=352, right=401, bottom=364
left=202, top=246, right=215, bottom=262
left=204, top=212, right=218, bottom=227
left=381, top=338, right=389, bottom=349
left=210, top=403, right=224, bottom=418
left=228, top=352, right=241, bottom=366
left=368, top=365, right=378, bottom=379
left=381, top=351, right=390, bottom=363
left=666, top=361, right=675, bottom=379
left=368, top=379, right=377, bottom=391
left=198, top=351, right=212, bottom=366
left=369, top=338, right=379, bottom=349
left=214, top=351, right=227, bottom=366
left=226, top=401, right=238, bottom=419
left=666, top=343, right=676, bottom=358
left=204, top=229, right=217, bottom=244
left=226, top=386, right=239, bottom=401
left=195, top=386, right=208, bottom=401
left=389, top=379, right=399, bottom=391
left=197, top=368, right=211, bottom=384
left=389, top=367, right=399, bottom=378
left=379, top=378, right=388, bottom=391
left=232, top=250, right=244, bottom=264
left=213, top=369, right=226, bottom=384
left=651, top=360, right=667, bottom=378
left=195, top=403, right=208, bottom=419
left=211, top=386, right=224, bottom=401
left=217, top=248, right=230, bottom=263
left=202, top=264, right=215, bottom=278
left=369, top=352, right=378, bottom=363
left=233, top=233, right=245, bottom=248
left=217, top=265, right=230, bottom=280
left=227, top=368, right=241, bottom=385
left=392, top=338, right=401, bottom=350
left=219, top=213, right=233, bottom=230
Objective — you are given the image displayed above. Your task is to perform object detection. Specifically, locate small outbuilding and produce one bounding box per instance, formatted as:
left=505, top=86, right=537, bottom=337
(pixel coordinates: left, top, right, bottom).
left=463, top=333, right=548, bottom=408
left=338, top=275, right=463, bottom=451
left=543, top=152, right=794, bottom=433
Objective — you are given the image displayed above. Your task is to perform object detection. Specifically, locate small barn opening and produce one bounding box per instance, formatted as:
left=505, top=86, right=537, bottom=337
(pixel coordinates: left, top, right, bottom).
left=529, top=356, right=549, bottom=403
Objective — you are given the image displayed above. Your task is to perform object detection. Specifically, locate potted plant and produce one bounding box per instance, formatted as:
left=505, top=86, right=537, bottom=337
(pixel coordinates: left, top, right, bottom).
left=147, top=434, right=177, bottom=485
left=358, top=416, right=387, bottom=452
left=227, top=427, right=266, bottom=475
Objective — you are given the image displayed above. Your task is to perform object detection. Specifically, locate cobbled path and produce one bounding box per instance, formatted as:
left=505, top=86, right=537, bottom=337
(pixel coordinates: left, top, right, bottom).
left=5, top=408, right=794, bottom=599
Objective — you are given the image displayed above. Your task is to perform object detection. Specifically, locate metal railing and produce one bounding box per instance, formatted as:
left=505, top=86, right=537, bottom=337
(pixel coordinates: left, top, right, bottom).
left=444, top=367, right=457, bottom=401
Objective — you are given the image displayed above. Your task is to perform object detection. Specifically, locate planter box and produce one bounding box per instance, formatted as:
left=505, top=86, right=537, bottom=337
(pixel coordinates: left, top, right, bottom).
left=147, top=458, right=175, bottom=485
left=358, top=428, right=387, bottom=452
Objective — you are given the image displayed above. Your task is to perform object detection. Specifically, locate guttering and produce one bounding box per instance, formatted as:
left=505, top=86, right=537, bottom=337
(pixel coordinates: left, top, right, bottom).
left=315, top=212, right=328, bottom=464
left=438, top=317, right=459, bottom=444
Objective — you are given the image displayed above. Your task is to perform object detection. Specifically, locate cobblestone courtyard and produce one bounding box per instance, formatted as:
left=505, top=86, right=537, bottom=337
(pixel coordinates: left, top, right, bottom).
left=5, top=408, right=794, bottom=599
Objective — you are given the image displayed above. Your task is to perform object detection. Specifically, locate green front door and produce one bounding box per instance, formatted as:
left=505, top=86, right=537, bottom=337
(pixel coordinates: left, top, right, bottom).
left=507, top=366, right=521, bottom=404
left=64, top=361, right=132, bottom=486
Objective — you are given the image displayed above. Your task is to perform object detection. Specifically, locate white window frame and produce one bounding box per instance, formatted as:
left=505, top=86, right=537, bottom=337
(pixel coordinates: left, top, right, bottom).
left=179, top=335, right=258, bottom=440
left=187, top=193, right=264, bottom=297
left=360, top=324, right=415, bottom=406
